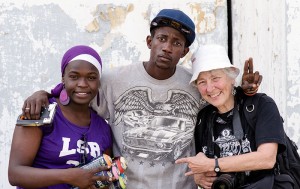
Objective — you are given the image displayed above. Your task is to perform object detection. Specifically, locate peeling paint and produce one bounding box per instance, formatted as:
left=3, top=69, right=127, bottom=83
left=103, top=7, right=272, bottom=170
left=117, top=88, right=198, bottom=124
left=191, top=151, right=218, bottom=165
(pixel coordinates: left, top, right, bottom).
left=107, top=5, right=134, bottom=29
left=286, top=0, right=300, bottom=145
left=87, top=4, right=134, bottom=32
left=232, top=0, right=300, bottom=153
left=189, top=1, right=226, bottom=33
left=85, top=18, right=100, bottom=32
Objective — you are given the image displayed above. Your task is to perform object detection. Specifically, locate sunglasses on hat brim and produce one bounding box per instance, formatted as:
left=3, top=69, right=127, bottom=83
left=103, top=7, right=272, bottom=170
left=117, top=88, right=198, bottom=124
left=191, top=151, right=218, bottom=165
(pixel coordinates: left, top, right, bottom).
left=151, top=18, right=191, bottom=35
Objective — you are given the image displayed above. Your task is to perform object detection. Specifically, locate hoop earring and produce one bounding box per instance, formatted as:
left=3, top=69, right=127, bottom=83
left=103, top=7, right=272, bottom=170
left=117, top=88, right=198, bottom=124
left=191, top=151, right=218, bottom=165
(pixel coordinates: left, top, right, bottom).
left=59, top=85, right=70, bottom=106
left=232, top=88, right=236, bottom=96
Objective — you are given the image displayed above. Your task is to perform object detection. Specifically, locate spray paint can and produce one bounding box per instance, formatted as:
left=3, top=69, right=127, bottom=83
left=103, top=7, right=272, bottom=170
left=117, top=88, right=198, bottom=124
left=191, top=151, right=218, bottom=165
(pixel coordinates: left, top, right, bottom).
left=80, top=154, right=112, bottom=170
left=112, top=156, right=127, bottom=174
left=94, top=171, right=113, bottom=188
left=109, top=173, right=127, bottom=189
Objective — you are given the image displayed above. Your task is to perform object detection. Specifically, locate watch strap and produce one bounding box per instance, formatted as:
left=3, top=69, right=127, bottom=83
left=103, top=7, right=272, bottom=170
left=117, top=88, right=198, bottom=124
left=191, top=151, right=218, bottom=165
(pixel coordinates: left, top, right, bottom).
left=214, top=156, right=220, bottom=172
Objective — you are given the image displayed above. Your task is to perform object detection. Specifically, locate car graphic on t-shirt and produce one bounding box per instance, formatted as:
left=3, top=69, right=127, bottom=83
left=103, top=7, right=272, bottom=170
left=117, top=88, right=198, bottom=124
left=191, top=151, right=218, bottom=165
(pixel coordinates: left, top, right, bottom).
left=122, top=114, right=193, bottom=161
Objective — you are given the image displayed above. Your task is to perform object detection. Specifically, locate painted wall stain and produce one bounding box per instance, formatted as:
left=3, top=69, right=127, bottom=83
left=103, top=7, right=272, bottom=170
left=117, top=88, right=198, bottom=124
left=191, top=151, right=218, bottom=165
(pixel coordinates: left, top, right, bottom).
left=189, top=0, right=226, bottom=34
left=86, top=4, right=134, bottom=32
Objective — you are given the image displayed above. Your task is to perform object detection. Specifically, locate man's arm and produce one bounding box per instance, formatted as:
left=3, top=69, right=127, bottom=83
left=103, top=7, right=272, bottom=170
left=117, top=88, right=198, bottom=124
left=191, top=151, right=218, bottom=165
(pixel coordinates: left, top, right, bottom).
left=241, top=57, right=263, bottom=95
left=22, top=90, right=52, bottom=120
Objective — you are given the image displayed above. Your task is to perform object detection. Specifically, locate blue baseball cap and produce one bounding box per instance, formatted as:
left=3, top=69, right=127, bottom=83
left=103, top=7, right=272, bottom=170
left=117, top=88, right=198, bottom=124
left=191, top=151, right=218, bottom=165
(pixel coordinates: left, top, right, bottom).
left=150, top=9, right=196, bottom=47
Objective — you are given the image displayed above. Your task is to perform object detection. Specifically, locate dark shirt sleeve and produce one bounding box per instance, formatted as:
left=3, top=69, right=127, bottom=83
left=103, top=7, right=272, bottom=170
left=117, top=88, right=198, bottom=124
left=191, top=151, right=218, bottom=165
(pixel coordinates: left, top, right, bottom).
left=254, top=95, right=286, bottom=153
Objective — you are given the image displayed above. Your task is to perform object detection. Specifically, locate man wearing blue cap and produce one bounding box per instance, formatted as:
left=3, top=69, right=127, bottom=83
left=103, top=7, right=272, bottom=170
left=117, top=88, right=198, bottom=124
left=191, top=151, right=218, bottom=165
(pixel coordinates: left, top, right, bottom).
left=101, top=9, right=201, bottom=188
left=150, top=9, right=196, bottom=47
left=22, top=9, right=261, bottom=189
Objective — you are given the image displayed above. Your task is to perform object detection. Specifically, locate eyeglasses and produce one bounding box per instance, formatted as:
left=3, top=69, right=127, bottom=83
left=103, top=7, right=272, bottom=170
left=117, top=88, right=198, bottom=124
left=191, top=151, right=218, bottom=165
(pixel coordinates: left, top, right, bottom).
left=80, top=134, right=88, bottom=165
left=151, top=18, right=191, bottom=35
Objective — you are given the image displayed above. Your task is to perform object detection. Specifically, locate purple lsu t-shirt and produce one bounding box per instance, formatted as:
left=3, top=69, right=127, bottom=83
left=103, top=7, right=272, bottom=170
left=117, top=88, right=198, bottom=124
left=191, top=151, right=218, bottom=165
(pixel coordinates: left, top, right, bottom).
left=17, top=98, right=112, bottom=189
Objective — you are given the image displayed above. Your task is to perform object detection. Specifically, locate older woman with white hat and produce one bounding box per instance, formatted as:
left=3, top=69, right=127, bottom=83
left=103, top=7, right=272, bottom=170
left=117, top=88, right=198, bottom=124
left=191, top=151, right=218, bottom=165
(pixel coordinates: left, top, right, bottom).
left=176, top=44, right=287, bottom=189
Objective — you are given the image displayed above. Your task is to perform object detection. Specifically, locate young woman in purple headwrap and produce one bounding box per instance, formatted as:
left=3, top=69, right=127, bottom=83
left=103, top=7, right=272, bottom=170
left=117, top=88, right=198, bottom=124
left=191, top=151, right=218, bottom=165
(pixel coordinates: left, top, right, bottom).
left=8, top=45, right=113, bottom=189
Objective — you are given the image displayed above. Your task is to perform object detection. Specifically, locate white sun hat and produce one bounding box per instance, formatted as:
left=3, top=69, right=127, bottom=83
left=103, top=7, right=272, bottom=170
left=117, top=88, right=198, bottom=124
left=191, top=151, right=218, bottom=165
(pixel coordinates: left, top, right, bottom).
left=189, top=44, right=240, bottom=84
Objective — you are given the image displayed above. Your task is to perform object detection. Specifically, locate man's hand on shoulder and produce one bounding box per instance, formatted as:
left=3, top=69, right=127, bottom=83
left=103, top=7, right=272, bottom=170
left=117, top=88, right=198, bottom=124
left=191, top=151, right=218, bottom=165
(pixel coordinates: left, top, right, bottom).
left=241, top=57, right=263, bottom=96
left=22, top=90, right=51, bottom=120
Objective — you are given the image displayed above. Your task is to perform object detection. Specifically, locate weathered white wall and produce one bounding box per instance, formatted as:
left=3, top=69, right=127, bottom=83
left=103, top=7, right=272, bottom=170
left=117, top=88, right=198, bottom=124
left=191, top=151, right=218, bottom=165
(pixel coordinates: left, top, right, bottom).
left=231, top=0, right=300, bottom=147
left=2, top=0, right=300, bottom=188
left=0, top=0, right=228, bottom=188
left=286, top=0, right=300, bottom=141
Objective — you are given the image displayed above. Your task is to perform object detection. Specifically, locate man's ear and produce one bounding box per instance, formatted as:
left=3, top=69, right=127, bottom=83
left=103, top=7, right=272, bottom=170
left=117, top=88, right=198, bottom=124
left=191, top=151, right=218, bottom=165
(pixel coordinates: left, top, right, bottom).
left=181, top=47, right=189, bottom=58
left=146, top=35, right=152, bottom=49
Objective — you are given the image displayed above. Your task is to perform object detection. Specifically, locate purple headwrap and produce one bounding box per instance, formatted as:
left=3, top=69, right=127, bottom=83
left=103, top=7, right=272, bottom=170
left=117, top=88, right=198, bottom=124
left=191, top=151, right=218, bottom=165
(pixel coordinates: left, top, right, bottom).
left=51, top=45, right=102, bottom=97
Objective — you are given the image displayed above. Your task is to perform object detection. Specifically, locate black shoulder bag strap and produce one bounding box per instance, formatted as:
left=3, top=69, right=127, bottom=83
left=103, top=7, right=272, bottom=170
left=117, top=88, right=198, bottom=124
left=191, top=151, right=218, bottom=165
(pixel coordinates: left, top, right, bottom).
left=233, top=104, right=244, bottom=141
left=243, top=93, right=266, bottom=129
left=207, top=105, right=244, bottom=158
left=207, top=110, right=217, bottom=158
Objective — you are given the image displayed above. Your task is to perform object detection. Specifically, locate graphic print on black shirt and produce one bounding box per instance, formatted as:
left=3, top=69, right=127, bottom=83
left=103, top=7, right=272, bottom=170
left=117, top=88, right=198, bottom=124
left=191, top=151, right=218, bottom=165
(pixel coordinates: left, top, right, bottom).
left=207, top=111, right=252, bottom=158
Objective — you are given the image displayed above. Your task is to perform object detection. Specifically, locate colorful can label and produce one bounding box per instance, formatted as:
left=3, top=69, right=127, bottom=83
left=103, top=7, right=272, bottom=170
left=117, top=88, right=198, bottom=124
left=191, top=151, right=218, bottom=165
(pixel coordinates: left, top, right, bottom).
left=119, top=173, right=127, bottom=189
left=94, top=171, right=113, bottom=188
left=111, top=165, right=120, bottom=179
left=112, top=156, right=127, bottom=173
left=112, top=173, right=127, bottom=189
left=81, top=154, right=112, bottom=169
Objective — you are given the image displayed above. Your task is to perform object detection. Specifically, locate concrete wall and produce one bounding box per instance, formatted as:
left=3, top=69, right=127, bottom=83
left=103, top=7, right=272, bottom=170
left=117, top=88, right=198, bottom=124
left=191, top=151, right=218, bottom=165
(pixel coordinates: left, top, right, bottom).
left=231, top=0, right=300, bottom=144
left=0, top=1, right=228, bottom=188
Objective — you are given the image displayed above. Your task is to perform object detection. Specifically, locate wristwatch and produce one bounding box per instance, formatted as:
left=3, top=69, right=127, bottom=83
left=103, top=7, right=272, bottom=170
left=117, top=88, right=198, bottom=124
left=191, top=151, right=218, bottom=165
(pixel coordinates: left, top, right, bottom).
left=214, top=156, right=220, bottom=173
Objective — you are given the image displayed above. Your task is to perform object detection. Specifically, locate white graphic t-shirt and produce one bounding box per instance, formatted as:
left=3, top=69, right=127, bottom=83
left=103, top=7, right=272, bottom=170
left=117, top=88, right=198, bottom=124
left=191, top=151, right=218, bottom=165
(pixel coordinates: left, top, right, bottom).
left=92, top=62, right=201, bottom=189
